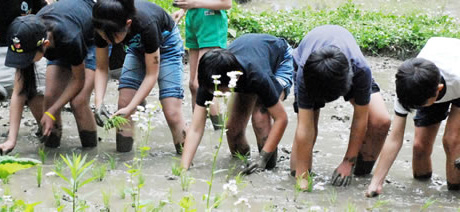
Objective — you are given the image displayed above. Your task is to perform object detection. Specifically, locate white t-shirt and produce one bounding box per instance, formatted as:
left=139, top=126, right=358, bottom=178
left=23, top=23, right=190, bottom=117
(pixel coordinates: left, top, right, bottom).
left=395, top=37, right=460, bottom=115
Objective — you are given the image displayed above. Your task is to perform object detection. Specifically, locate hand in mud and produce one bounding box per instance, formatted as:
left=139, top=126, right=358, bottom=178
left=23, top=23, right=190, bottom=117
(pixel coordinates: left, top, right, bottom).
left=241, top=150, right=274, bottom=175
left=331, top=160, right=355, bottom=187
left=40, top=113, right=55, bottom=137
left=173, top=0, right=197, bottom=9
left=113, top=106, right=134, bottom=118
left=95, top=104, right=110, bottom=127
left=0, top=139, right=16, bottom=155
left=365, top=183, right=383, bottom=198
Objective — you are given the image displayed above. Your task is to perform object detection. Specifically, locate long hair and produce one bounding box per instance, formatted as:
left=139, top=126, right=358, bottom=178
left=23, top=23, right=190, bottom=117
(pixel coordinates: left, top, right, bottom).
left=19, top=63, right=38, bottom=99
left=92, top=0, right=136, bottom=43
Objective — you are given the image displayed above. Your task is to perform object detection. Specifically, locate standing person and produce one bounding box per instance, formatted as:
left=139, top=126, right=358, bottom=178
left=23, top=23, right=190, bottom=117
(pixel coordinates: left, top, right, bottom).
left=92, top=0, right=187, bottom=153
left=4, top=0, right=99, bottom=149
left=291, top=25, right=391, bottom=190
left=366, top=37, right=460, bottom=197
left=0, top=0, right=47, bottom=155
left=181, top=33, right=293, bottom=172
left=172, top=0, right=231, bottom=130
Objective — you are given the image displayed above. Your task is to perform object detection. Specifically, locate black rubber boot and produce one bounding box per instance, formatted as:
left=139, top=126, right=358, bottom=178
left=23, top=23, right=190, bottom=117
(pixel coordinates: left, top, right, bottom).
left=44, top=125, right=62, bottom=148
left=210, top=115, right=223, bottom=131
left=265, top=148, right=278, bottom=170
left=353, top=153, right=376, bottom=176
left=116, top=134, right=134, bottom=152
left=414, top=172, right=432, bottom=180
left=79, top=130, right=97, bottom=148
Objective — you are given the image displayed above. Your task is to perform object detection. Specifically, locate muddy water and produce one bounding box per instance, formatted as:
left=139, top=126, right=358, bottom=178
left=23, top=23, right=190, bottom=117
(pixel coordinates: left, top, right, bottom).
left=245, top=0, right=460, bottom=18
left=1, top=56, right=459, bottom=211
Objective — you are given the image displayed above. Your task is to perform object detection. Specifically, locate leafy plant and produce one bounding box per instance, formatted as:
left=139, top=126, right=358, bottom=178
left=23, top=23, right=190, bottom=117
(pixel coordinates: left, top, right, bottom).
left=0, top=156, right=41, bottom=184
left=36, top=165, right=42, bottom=187
left=101, top=189, right=112, bottom=212
left=105, top=153, right=116, bottom=170
left=54, top=156, right=63, bottom=174
left=92, top=163, right=107, bottom=181
left=368, top=198, right=390, bottom=210
left=178, top=195, right=197, bottom=212
left=180, top=170, right=195, bottom=192
left=38, top=147, right=48, bottom=164
left=171, top=162, right=182, bottom=177
left=346, top=201, right=357, bottom=212
left=235, top=151, right=249, bottom=164
left=327, top=188, right=337, bottom=206
left=104, top=115, right=130, bottom=131
left=52, top=185, right=65, bottom=211
left=53, top=153, right=96, bottom=212
left=420, top=197, right=437, bottom=211
left=0, top=199, right=41, bottom=212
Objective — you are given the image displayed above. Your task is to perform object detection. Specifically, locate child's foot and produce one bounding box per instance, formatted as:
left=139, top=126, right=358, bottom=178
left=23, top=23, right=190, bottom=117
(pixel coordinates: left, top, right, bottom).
left=0, top=141, right=15, bottom=155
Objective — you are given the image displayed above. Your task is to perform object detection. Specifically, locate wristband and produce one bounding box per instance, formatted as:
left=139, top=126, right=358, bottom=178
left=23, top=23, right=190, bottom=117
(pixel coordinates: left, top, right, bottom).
left=45, top=111, right=56, bottom=121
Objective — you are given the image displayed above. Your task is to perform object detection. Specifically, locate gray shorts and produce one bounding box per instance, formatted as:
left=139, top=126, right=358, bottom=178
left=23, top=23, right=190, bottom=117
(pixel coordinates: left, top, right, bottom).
left=0, top=47, right=46, bottom=100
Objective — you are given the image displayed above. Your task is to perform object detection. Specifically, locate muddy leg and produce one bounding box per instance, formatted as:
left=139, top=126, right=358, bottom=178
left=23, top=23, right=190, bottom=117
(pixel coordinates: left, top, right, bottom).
left=442, top=106, right=460, bottom=190
left=412, top=123, right=440, bottom=180
left=116, top=88, right=136, bottom=152
left=251, top=99, right=278, bottom=169
left=161, top=97, right=186, bottom=154
left=226, top=93, right=256, bottom=156
left=355, top=92, right=390, bottom=176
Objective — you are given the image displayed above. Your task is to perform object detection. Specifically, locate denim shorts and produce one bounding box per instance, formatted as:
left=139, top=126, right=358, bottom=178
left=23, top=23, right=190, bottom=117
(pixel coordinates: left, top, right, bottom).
left=413, top=98, right=460, bottom=127
left=275, top=40, right=294, bottom=100
left=47, top=45, right=97, bottom=71
left=119, top=26, right=184, bottom=100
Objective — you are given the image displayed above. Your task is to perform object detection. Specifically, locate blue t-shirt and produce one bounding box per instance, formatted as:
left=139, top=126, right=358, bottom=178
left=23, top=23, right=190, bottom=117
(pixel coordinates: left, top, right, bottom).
left=38, top=0, right=95, bottom=66
left=196, top=34, right=288, bottom=108
left=95, top=0, right=175, bottom=54
left=293, top=25, right=372, bottom=109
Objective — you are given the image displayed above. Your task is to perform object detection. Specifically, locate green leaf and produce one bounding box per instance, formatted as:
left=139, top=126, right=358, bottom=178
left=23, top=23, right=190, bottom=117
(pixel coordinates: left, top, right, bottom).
left=0, top=156, right=41, bottom=179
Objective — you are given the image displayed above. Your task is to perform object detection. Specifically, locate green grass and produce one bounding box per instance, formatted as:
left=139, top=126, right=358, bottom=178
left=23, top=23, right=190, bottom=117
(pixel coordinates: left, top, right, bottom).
left=36, top=165, right=42, bottom=187
left=420, top=197, right=437, bottom=211
left=38, top=147, right=48, bottom=164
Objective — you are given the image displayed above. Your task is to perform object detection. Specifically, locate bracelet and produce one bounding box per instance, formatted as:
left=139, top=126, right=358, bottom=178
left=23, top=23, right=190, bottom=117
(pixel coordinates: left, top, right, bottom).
left=45, top=111, right=56, bottom=121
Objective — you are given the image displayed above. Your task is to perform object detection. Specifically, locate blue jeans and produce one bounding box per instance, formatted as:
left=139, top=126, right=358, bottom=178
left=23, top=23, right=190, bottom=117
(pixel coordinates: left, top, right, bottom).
left=47, top=45, right=97, bottom=71
left=275, top=40, right=294, bottom=99
left=119, top=26, right=184, bottom=100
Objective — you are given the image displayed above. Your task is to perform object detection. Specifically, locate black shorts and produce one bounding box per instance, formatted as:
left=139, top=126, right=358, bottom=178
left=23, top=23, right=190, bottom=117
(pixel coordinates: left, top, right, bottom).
left=413, top=98, right=460, bottom=127
left=293, top=78, right=381, bottom=113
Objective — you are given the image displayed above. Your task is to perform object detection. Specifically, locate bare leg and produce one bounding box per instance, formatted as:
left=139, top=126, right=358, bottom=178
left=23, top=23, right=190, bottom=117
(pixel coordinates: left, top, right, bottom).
left=442, top=106, right=460, bottom=190
left=160, top=97, right=187, bottom=154
left=412, top=123, right=440, bottom=179
left=70, top=68, right=97, bottom=147
left=226, top=93, right=257, bottom=156
left=116, top=88, right=136, bottom=152
left=355, top=92, right=391, bottom=175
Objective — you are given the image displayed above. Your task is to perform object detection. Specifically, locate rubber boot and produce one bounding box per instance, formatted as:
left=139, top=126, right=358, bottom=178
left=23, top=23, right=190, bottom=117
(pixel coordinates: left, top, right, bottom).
left=265, top=148, right=278, bottom=170
left=447, top=182, right=460, bottom=190
left=414, top=172, right=432, bottom=180
left=353, top=153, right=376, bottom=176
left=79, top=130, right=97, bottom=148
left=44, top=125, right=62, bottom=148
left=116, top=133, right=134, bottom=152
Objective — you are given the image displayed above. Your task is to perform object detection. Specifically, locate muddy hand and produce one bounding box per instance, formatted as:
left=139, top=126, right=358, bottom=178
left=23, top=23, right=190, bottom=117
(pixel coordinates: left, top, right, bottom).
left=0, top=141, right=15, bottom=156
left=95, top=104, right=110, bottom=127
left=241, top=150, right=274, bottom=175
left=331, top=169, right=353, bottom=187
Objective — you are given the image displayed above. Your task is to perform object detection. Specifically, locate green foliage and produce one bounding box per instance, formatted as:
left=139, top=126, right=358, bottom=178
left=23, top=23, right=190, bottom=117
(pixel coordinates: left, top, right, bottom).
left=420, top=197, right=437, bottom=211
left=327, top=188, right=337, bottom=206
left=368, top=198, right=390, bottom=210
left=171, top=162, right=182, bottom=177
left=38, top=147, right=48, bottom=164
left=101, top=189, right=112, bottom=211
left=0, top=156, right=41, bottom=183
left=346, top=201, right=357, bottom=212
left=54, top=153, right=96, bottom=212
left=229, top=1, right=460, bottom=58
left=36, top=165, right=42, bottom=187
left=105, top=153, right=116, bottom=170
left=235, top=152, right=249, bottom=164
left=0, top=199, right=41, bottom=212
left=92, top=163, right=108, bottom=182
left=180, top=170, right=195, bottom=192
left=178, top=195, right=197, bottom=212
left=104, top=115, right=130, bottom=131
left=54, top=156, right=63, bottom=175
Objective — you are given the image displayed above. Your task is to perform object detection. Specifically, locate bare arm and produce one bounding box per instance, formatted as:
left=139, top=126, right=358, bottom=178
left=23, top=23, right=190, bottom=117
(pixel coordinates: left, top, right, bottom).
left=174, top=0, right=232, bottom=10
left=181, top=104, right=208, bottom=169
left=293, top=108, right=319, bottom=178
left=367, top=115, right=407, bottom=195
left=261, top=101, right=288, bottom=153
left=343, top=102, right=369, bottom=164
left=94, top=47, right=110, bottom=108
left=114, top=50, right=160, bottom=117
left=6, top=71, right=28, bottom=143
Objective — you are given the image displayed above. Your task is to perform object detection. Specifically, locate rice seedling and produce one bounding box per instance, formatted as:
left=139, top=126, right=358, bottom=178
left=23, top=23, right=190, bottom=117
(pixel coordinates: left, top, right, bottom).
left=104, top=115, right=130, bottom=131
left=36, top=165, right=42, bottom=187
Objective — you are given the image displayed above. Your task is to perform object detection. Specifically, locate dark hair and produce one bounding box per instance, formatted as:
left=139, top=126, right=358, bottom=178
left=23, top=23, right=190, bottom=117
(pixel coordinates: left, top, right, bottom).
left=19, top=63, right=38, bottom=99
left=92, top=0, right=136, bottom=43
left=395, top=58, right=441, bottom=110
left=303, top=46, right=352, bottom=103
left=198, top=49, right=241, bottom=90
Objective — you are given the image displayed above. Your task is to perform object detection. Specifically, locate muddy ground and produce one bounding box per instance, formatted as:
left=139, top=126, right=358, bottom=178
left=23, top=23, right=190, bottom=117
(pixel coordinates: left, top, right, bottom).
left=0, top=56, right=459, bottom=211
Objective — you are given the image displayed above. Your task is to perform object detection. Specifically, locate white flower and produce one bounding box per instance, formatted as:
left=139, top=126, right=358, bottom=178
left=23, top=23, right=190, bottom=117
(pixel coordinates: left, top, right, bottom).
left=227, top=71, right=243, bottom=79
left=145, top=104, right=155, bottom=110
left=211, top=75, right=221, bottom=80
left=229, top=79, right=237, bottom=88
left=204, top=101, right=214, bottom=106
left=137, top=123, right=148, bottom=131
left=213, top=91, right=224, bottom=97
left=223, top=180, right=238, bottom=196
left=213, top=80, right=221, bottom=85
left=233, top=197, right=251, bottom=208
left=131, top=116, right=139, bottom=122
left=224, top=92, right=232, bottom=99
left=136, top=105, right=145, bottom=112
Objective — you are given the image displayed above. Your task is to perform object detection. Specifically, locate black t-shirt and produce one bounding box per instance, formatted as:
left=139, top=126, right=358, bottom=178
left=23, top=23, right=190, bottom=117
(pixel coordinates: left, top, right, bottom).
left=38, top=0, right=94, bottom=66
left=196, top=34, right=288, bottom=108
left=95, top=0, right=175, bottom=54
left=0, top=0, right=47, bottom=46
left=293, top=25, right=372, bottom=109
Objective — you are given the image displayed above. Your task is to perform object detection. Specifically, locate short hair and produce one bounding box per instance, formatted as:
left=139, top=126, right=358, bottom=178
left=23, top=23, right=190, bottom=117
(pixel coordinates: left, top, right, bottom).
left=92, top=0, right=136, bottom=44
left=396, top=58, right=441, bottom=110
left=198, top=49, right=241, bottom=91
left=303, top=46, right=352, bottom=103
